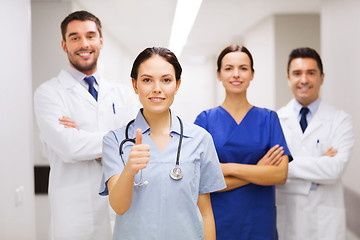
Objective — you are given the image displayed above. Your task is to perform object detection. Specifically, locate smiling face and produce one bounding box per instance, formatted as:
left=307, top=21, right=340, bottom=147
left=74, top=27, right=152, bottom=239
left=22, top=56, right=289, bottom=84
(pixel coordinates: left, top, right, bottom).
left=132, top=55, right=181, bottom=116
left=217, top=51, right=254, bottom=95
left=61, top=20, right=103, bottom=75
left=287, top=58, right=324, bottom=106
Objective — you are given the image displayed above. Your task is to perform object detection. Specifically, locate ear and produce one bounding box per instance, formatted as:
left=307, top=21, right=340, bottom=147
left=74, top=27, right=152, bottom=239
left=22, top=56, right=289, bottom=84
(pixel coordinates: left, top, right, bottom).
left=320, top=73, right=325, bottom=85
left=287, top=74, right=291, bottom=88
left=132, top=78, right=138, bottom=94
left=175, top=79, right=181, bottom=92
left=250, top=70, right=255, bottom=81
left=100, top=36, right=103, bottom=49
left=61, top=40, right=67, bottom=53
left=216, top=71, right=222, bottom=81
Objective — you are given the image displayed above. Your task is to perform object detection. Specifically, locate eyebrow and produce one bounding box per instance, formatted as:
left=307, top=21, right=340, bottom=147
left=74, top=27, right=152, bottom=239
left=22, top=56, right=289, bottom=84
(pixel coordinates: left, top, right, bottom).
left=140, top=73, right=174, bottom=78
left=224, top=64, right=249, bottom=68
left=67, top=31, right=98, bottom=38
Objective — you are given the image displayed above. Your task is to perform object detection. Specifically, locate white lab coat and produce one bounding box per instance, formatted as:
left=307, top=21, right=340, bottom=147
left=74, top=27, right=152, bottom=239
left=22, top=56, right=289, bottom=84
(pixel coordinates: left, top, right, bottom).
left=276, top=99, right=354, bottom=240
left=34, top=70, right=139, bottom=240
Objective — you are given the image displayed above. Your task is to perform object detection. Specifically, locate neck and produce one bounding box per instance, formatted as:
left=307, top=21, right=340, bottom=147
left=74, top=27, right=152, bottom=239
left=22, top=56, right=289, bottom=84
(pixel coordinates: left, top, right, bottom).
left=142, top=109, right=171, bottom=135
left=222, top=91, right=251, bottom=112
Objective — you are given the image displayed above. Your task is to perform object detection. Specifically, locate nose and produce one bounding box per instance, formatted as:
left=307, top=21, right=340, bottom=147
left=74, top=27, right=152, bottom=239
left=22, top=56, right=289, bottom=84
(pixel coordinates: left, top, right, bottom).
left=233, top=68, right=239, bottom=78
left=79, top=37, right=90, bottom=49
left=299, top=73, right=308, bottom=84
left=152, top=81, right=162, bottom=93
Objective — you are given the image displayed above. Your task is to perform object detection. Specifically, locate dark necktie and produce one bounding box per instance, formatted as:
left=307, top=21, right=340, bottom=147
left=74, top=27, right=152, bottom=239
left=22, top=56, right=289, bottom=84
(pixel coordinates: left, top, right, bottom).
left=84, top=76, right=98, bottom=101
left=299, top=107, right=309, bottom=133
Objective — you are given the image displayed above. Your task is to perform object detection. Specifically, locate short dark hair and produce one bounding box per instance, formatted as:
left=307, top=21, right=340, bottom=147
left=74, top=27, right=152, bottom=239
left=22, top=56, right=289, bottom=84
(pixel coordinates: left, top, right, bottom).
left=130, top=47, right=182, bottom=81
left=287, top=47, right=323, bottom=75
left=61, top=10, right=102, bottom=41
left=217, top=45, right=254, bottom=72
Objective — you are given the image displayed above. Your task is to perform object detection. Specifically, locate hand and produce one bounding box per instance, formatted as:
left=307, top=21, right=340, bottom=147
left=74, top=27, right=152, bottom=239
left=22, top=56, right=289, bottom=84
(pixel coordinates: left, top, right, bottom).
left=324, top=147, right=338, bottom=157
left=220, top=163, right=234, bottom=177
left=257, top=145, right=284, bottom=166
left=124, top=129, right=150, bottom=176
left=59, top=116, right=79, bottom=130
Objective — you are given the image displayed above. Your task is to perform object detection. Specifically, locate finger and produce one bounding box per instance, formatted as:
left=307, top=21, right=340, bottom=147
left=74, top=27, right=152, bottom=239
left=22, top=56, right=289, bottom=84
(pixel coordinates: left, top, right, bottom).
left=267, top=145, right=280, bottom=157
left=135, top=128, right=142, bottom=145
left=273, top=151, right=284, bottom=166
left=270, top=148, right=283, bottom=164
left=268, top=146, right=282, bottom=162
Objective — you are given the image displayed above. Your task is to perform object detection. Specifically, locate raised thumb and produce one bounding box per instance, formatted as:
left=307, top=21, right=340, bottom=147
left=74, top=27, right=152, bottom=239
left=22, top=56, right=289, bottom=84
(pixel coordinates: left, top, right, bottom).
left=135, top=128, right=142, bottom=145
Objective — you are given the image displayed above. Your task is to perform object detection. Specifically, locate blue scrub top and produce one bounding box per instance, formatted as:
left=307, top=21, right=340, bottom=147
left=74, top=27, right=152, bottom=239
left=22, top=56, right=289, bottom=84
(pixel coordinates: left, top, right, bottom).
left=195, top=106, right=292, bottom=240
left=100, top=110, right=226, bottom=240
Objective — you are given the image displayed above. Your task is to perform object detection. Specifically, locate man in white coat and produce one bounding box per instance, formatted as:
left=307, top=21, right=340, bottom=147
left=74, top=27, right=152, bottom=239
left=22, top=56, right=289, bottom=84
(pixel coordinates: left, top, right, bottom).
left=34, top=11, right=138, bottom=240
left=276, top=47, right=354, bottom=240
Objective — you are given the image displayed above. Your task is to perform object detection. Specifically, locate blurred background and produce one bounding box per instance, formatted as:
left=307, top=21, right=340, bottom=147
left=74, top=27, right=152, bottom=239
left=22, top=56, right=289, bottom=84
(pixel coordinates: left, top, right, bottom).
left=1, top=0, right=359, bottom=239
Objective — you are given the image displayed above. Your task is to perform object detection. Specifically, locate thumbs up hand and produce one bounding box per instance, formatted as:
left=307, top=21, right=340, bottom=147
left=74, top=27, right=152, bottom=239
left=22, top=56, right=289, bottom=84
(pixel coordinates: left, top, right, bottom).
left=124, top=128, right=150, bottom=176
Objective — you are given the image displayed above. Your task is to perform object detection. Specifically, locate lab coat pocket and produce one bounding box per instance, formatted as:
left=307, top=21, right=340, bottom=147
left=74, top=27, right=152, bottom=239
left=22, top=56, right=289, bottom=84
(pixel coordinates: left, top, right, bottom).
left=318, top=206, right=346, bottom=240
left=51, top=183, right=93, bottom=238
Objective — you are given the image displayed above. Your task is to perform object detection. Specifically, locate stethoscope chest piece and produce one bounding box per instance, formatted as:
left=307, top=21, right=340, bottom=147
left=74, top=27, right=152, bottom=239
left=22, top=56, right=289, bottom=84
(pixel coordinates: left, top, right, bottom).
left=169, top=167, right=183, bottom=180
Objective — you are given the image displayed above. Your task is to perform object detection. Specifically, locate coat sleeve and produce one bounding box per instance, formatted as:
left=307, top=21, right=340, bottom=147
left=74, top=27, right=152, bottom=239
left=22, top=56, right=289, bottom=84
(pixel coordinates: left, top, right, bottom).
left=34, top=82, right=107, bottom=163
left=288, top=111, right=354, bottom=184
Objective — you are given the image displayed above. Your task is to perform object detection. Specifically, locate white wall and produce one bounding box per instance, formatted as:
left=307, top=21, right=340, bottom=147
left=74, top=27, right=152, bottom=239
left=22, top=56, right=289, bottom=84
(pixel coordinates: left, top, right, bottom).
left=172, top=56, right=219, bottom=122
left=274, top=14, right=320, bottom=108
left=321, top=2, right=360, bottom=236
left=0, top=0, right=36, bottom=239
left=245, top=16, right=276, bottom=110
left=32, top=1, right=72, bottom=166
left=321, top=0, right=360, bottom=195
left=244, top=14, right=320, bottom=111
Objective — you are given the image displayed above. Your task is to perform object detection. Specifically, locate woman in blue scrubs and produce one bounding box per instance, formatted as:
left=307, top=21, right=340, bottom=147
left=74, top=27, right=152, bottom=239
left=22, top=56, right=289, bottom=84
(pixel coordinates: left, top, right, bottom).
left=194, top=45, right=292, bottom=240
left=99, top=47, right=226, bottom=240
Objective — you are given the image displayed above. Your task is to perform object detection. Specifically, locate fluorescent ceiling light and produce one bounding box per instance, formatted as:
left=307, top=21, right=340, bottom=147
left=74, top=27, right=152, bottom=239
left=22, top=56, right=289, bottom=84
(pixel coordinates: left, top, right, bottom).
left=168, top=0, right=203, bottom=57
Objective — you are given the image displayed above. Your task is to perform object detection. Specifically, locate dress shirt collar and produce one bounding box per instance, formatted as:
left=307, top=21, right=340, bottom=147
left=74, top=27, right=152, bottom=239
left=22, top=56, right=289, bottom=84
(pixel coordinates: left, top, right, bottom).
left=294, top=98, right=321, bottom=123
left=66, top=66, right=100, bottom=86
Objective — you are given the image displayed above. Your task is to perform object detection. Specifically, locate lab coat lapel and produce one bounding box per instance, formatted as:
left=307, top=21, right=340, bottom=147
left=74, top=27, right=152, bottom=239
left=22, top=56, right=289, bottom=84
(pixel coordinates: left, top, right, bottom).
left=97, top=77, right=114, bottom=102
left=58, top=70, right=97, bottom=107
left=280, top=101, right=303, bottom=140
left=303, top=101, right=326, bottom=137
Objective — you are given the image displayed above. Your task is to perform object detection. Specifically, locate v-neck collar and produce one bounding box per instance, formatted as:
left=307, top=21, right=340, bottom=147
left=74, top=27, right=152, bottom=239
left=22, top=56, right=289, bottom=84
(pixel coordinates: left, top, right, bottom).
left=219, top=105, right=255, bottom=126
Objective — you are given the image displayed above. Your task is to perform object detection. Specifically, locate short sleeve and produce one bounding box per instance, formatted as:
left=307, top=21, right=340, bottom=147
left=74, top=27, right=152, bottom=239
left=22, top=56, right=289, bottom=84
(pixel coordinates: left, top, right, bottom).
left=194, top=111, right=208, bottom=130
left=99, top=130, right=125, bottom=196
left=198, top=130, right=226, bottom=194
left=270, top=111, right=293, bottom=162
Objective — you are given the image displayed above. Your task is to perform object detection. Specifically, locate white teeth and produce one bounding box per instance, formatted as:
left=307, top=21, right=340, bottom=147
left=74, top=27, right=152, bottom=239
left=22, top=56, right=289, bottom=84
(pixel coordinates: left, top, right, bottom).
left=79, top=52, right=90, bottom=56
left=150, top=98, right=164, bottom=102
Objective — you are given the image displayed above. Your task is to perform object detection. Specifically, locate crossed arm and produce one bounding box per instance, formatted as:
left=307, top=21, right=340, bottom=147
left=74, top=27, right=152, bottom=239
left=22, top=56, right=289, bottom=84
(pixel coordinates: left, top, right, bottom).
left=219, top=145, right=289, bottom=192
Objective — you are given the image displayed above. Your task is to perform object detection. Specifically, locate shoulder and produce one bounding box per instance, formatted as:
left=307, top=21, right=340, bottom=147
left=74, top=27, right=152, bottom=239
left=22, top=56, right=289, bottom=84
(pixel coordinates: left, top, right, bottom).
left=319, top=101, right=352, bottom=123
left=104, top=126, right=127, bottom=144
left=34, top=72, right=67, bottom=101
left=252, top=106, right=279, bottom=119
left=183, top=121, right=212, bottom=140
left=195, top=106, right=222, bottom=122
left=277, top=100, right=293, bottom=119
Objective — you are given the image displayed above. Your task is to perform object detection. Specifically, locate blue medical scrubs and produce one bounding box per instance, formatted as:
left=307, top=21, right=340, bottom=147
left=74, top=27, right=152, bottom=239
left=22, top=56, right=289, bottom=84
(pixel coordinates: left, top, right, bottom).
left=195, top=106, right=292, bottom=240
left=100, top=110, right=226, bottom=240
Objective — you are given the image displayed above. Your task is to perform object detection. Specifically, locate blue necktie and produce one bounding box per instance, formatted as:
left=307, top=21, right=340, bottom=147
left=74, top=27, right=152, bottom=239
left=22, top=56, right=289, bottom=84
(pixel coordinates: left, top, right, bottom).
left=299, top=107, right=309, bottom=133
left=84, top=76, right=98, bottom=101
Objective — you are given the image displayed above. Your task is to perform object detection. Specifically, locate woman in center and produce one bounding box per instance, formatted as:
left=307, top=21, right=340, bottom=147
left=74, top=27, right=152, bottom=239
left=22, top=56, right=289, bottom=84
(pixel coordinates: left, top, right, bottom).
left=99, top=47, right=226, bottom=240
left=194, top=45, right=292, bottom=240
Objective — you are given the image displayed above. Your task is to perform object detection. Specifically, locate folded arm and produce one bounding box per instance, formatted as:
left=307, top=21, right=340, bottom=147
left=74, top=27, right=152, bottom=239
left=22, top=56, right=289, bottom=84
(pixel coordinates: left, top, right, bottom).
left=219, top=145, right=287, bottom=191
left=34, top=86, right=107, bottom=162
left=288, top=114, right=354, bottom=184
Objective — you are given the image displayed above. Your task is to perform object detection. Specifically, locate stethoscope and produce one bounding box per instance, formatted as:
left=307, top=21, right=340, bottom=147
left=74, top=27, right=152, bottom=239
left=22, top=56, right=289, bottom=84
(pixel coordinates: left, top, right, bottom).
left=119, top=116, right=184, bottom=186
